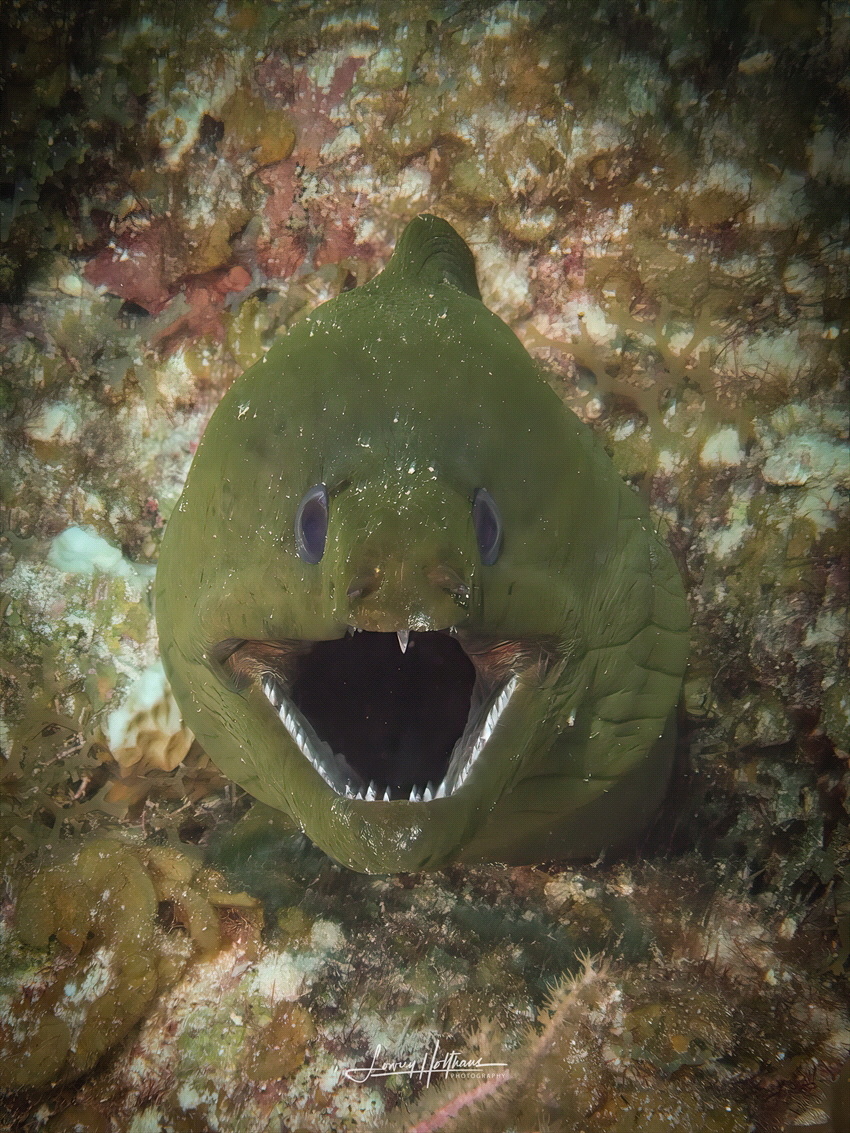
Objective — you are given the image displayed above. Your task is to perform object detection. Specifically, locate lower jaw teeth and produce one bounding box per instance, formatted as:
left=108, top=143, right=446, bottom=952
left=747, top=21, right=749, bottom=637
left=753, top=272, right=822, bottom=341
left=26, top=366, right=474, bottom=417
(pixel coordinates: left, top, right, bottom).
left=343, top=780, right=447, bottom=802
left=260, top=673, right=517, bottom=803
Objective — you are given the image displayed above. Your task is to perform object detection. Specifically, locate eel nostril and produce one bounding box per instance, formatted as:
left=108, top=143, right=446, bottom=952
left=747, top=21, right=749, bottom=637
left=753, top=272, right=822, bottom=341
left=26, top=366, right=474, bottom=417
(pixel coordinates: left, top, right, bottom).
left=427, top=564, right=470, bottom=605
left=347, top=570, right=382, bottom=601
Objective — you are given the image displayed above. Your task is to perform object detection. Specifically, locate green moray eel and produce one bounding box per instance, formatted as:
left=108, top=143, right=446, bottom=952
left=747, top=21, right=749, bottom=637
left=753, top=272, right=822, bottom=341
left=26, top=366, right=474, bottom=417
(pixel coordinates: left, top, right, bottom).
left=155, top=215, right=689, bottom=874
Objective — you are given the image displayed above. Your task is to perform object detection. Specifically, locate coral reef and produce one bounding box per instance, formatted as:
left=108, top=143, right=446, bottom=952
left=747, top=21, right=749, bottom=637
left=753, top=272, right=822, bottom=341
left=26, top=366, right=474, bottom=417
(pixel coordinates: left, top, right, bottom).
left=1, top=1, right=848, bottom=1130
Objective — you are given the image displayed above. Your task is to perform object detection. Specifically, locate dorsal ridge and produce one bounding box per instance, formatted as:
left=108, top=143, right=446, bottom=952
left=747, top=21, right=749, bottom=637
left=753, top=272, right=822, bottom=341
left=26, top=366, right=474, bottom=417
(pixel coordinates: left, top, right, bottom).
left=384, top=214, right=481, bottom=300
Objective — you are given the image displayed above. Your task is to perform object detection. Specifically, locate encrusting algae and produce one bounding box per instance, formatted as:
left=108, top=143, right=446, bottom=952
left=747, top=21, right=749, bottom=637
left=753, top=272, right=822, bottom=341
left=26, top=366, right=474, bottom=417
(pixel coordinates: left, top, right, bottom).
left=1, top=1, right=848, bottom=1130
left=0, top=839, right=260, bottom=1092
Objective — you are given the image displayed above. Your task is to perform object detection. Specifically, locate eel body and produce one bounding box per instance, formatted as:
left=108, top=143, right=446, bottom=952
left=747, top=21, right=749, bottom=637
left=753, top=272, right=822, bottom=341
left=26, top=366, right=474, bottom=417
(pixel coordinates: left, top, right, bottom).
left=155, top=215, right=689, bottom=873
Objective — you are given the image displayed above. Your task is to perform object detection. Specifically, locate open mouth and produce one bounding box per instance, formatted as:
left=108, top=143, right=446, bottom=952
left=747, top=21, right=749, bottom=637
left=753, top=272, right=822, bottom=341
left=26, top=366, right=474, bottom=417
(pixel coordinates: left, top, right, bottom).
left=214, top=630, right=556, bottom=802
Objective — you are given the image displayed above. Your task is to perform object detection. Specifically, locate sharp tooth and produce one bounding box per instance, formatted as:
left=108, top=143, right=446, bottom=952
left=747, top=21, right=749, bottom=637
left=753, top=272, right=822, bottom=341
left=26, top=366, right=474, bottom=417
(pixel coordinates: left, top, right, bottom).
left=409, top=784, right=423, bottom=802
left=462, top=675, right=520, bottom=769
left=262, top=679, right=280, bottom=708
left=397, top=629, right=410, bottom=653
left=366, top=781, right=377, bottom=801
left=345, top=785, right=355, bottom=798
left=423, top=783, right=434, bottom=802
left=383, top=787, right=391, bottom=802
left=347, top=624, right=355, bottom=636
left=435, top=780, right=447, bottom=799
left=318, top=740, right=334, bottom=761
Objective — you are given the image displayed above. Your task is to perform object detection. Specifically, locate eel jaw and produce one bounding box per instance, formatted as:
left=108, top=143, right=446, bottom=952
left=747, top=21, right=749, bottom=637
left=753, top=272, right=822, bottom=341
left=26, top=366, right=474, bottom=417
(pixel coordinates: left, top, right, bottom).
left=260, top=668, right=518, bottom=801
left=216, top=630, right=555, bottom=803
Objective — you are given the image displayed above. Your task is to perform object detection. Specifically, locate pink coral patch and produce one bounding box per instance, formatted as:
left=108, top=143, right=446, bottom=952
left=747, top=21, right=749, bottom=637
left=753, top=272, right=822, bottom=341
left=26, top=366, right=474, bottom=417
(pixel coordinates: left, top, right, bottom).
left=312, top=191, right=372, bottom=268
left=254, top=55, right=370, bottom=280
left=255, top=158, right=308, bottom=280
left=153, top=265, right=251, bottom=352
left=258, top=55, right=365, bottom=170
left=83, top=221, right=177, bottom=315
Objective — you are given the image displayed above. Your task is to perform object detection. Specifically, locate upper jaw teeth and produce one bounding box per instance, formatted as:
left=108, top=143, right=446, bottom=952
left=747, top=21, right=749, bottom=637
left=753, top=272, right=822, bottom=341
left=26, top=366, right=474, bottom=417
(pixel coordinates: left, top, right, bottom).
left=259, top=673, right=518, bottom=803
left=262, top=678, right=355, bottom=795
left=348, top=625, right=412, bottom=653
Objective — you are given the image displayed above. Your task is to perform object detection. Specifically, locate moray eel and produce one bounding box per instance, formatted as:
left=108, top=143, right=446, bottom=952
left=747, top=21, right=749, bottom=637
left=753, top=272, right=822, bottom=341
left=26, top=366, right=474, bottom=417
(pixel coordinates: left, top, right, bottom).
left=155, top=215, right=689, bottom=874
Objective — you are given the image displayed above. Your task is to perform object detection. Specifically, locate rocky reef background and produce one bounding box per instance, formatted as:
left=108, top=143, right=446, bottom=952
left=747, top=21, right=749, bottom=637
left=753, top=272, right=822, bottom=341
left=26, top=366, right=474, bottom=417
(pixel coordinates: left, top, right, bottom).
left=1, top=1, right=848, bottom=1130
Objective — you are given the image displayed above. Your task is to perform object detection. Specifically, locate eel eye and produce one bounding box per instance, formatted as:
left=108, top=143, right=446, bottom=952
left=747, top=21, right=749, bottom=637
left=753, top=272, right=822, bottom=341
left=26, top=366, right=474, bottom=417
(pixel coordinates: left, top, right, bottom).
left=472, top=488, right=502, bottom=565
left=295, top=484, right=329, bottom=564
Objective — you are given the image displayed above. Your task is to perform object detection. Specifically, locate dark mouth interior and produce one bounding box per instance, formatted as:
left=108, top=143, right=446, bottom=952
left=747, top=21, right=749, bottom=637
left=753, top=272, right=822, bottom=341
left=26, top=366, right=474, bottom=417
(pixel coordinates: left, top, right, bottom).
left=291, top=631, right=476, bottom=793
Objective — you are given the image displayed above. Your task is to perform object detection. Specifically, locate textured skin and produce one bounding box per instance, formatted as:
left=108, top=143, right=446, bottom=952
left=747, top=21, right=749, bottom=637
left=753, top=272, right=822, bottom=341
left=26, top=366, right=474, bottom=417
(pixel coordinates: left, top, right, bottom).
left=155, top=215, right=689, bottom=874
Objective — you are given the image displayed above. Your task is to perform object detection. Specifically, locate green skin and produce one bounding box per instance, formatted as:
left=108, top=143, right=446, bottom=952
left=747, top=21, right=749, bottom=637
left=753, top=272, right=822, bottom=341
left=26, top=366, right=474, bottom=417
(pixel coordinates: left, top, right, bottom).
left=156, top=216, right=689, bottom=874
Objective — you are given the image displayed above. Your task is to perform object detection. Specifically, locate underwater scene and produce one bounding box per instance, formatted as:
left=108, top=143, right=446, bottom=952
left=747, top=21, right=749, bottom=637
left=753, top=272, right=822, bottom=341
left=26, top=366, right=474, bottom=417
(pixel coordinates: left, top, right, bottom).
left=0, top=1, right=848, bottom=1130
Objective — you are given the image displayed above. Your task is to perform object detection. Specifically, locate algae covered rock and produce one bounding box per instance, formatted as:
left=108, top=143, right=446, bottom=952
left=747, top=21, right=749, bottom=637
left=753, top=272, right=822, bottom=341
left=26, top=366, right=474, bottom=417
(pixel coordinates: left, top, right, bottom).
left=246, top=1001, right=317, bottom=1080
left=0, top=839, right=259, bottom=1091
left=1, top=841, right=160, bottom=1090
